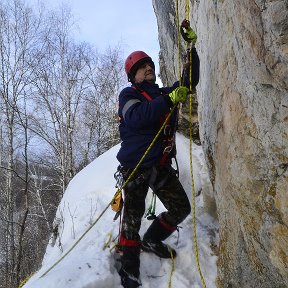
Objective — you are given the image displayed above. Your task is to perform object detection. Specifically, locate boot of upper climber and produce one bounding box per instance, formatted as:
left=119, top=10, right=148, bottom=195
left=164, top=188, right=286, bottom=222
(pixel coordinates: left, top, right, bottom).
left=142, top=213, right=177, bottom=259
left=117, top=245, right=141, bottom=288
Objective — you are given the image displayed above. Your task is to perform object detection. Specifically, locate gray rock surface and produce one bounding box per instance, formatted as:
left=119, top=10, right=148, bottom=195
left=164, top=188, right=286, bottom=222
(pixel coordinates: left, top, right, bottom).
left=153, top=0, right=288, bottom=287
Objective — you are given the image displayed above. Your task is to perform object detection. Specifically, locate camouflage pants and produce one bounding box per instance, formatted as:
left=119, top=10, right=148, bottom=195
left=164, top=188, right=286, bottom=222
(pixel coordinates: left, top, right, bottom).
left=121, top=165, right=191, bottom=241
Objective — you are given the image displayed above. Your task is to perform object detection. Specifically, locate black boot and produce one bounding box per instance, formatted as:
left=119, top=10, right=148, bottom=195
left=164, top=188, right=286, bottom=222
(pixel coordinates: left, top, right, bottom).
left=142, top=213, right=177, bottom=259
left=118, top=246, right=141, bottom=288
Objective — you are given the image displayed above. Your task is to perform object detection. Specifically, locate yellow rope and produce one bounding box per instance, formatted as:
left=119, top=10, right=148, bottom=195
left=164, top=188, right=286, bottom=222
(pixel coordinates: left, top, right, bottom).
left=189, top=75, right=207, bottom=288
left=183, top=0, right=207, bottom=287
left=186, top=0, right=192, bottom=52
left=168, top=246, right=175, bottom=288
left=109, top=242, right=118, bottom=253
left=185, top=0, right=190, bottom=20
left=18, top=274, right=33, bottom=288
left=175, top=0, right=182, bottom=82
left=102, top=232, right=113, bottom=250
left=103, top=232, right=119, bottom=253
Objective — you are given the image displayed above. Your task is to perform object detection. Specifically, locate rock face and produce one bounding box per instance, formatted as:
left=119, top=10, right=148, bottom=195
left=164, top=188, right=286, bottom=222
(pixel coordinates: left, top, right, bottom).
left=153, top=0, right=288, bottom=287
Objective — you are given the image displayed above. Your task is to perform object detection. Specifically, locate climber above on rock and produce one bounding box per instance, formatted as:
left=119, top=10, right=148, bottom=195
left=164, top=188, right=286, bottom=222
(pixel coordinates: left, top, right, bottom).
left=115, top=26, right=200, bottom=288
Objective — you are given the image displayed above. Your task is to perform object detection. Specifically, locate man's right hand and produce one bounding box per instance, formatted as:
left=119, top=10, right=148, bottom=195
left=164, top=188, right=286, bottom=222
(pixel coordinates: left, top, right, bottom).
left=168, top=86, right=190, bottom=104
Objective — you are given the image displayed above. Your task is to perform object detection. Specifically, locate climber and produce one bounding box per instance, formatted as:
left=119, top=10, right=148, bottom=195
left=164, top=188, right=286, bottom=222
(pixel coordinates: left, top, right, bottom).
left=115, top=27, right=199, bottom=288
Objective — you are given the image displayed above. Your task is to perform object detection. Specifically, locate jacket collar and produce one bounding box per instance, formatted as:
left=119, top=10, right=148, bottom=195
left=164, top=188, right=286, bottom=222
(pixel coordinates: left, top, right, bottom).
left=133, top=80, right=159, bottom=93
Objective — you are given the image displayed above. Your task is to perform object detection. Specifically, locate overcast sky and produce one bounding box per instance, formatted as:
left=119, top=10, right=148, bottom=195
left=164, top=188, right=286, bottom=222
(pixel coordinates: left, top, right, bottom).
left=26, top=0, right=161, bottom=81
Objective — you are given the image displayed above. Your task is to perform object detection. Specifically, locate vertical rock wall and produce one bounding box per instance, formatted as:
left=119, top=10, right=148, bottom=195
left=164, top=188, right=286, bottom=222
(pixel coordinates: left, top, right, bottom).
left=153, top=0, right=288, bottom=287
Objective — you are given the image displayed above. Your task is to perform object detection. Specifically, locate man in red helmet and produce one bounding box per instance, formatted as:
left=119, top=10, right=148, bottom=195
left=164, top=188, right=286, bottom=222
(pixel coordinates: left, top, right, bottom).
left=116, top=42, right=199, bottom=287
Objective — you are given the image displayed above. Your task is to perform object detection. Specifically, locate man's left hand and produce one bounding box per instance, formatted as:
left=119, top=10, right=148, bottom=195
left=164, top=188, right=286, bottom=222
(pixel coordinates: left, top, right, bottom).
left=181, top=19, right=197, bottom=44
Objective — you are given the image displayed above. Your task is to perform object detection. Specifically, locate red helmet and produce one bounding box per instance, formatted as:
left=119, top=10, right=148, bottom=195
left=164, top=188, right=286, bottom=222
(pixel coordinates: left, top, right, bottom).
left=125, top=51, right=155, bottom=81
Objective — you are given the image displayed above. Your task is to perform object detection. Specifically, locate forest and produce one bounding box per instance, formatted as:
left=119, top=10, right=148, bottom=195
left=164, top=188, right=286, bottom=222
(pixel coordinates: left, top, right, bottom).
left=0, top=0, right=125, bottom=287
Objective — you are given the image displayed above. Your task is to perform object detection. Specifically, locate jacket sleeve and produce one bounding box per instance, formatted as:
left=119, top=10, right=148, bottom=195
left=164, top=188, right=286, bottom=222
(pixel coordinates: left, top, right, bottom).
left=181, top=47, right=200, bottom=88
left=118, top=87, right=171, bottom=129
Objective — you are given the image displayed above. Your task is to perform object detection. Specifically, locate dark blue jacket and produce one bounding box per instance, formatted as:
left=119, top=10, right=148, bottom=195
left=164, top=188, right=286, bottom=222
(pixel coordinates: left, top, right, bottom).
left=117, top=48, right=200, bottom=168
left=117, top=81, right=178, bottom=168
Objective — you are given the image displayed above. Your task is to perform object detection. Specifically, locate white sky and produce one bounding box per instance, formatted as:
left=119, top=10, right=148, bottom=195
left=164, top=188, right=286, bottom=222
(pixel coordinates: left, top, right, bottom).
left=25, top=0, right=162, bottom=82
left=23, top=134, right=219, bottom=288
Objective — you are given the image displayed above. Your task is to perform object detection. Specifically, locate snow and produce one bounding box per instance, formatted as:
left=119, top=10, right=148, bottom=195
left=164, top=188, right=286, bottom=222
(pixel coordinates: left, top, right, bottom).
left=23, top=133, right=218, bottom=288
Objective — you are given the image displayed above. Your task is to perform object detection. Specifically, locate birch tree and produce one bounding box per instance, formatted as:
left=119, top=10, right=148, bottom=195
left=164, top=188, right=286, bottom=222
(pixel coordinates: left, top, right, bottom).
left=30, top=7, right=91, bottom=192
left=0, top=1, right=125, bottom=286
left=0, top=0, right=45, bottom=286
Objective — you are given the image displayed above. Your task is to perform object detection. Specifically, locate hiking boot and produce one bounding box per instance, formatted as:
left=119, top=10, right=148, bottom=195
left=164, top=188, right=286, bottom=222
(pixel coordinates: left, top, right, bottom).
left=142, top=239, right=176, bottom=259
left=142, top=213, right=177, bottom=258
left=119, top=267, right=141, bottom=288
left=116, top=239, right=141, bottom=288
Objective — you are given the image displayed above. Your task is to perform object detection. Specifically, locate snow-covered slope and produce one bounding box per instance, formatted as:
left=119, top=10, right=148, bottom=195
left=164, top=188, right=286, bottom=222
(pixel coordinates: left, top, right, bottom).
left=23, top=133, right=218, bottom=288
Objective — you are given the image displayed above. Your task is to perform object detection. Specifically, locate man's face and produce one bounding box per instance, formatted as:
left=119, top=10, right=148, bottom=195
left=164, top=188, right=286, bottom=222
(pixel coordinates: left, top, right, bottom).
left=134, top=62, right=156, bottom=84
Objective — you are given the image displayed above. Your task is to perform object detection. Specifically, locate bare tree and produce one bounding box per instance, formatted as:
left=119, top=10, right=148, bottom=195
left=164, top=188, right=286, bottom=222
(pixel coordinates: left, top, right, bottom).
left=31, top=7, right=125, bottom=184
left=0, top=0, right=45, bottom=286
left=29, top=7, right=93, bottom=192
left=0, top=1, right=125, bottom=287
left=76, top=46, right=124, bottom=168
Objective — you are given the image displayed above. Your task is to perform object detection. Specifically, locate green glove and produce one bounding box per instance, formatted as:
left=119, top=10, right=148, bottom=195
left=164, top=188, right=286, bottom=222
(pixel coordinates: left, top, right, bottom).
left=169, top=86, right=190, bottom=104
left=185, top=27, right=197, bottom=44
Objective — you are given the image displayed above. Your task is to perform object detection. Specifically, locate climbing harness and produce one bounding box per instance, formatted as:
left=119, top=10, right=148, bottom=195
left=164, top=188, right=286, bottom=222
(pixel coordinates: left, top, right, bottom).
left=144, top=191, right=157, bottom=220
left=112, top=167, right=124, bottom=220
left=114, top=85, right=179, bottom=222
left=131, top=85, right=177, bottom=168
left=131, top=85, right=152, bottom=101
left=114, top=163, right=179, bottom=222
